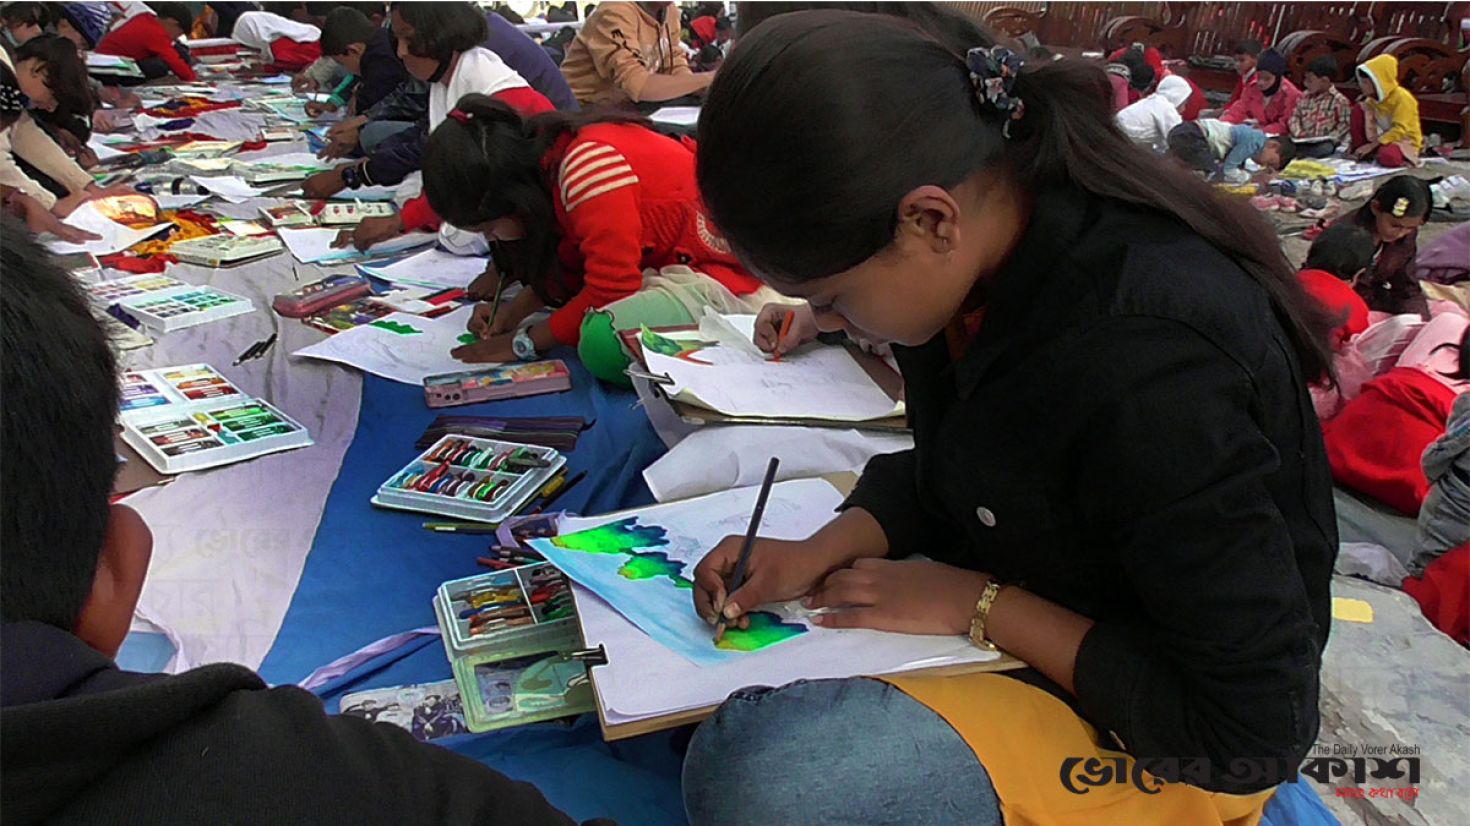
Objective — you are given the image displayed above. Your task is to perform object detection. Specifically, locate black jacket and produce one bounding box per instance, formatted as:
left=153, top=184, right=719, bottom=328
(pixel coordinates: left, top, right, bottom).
left=0, top=621, right=595, bottom=825
left=355, top=27, right=412, bottom=116
left=845, top=187, right=1337, bottom=794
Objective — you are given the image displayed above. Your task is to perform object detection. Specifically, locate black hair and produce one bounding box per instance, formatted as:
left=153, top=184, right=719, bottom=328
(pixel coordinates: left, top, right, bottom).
left=148, top=2, right=193, bottom=34
left=14, top=33, right=94, bottom=118
left=736, top=2, right=992, bottom=57
left=1267, top=135, right=1297, bottom=166
left=1304, top=223, right=1375, bottom=280
left=1369, top=175, right=1433, bottom=220
left=714, top=15, right=731, bottom=32
left=320, top=7, right=377, bottom=56
left=697, top=11, right=1337, bottom=382
left=1305, top=56, right=1338, bottom=81
left=422, top=94, right=648, bottom=304
left=1433, top=328, right=1470, bottom=381
left=1234, top=38, right=1263, bottom=57
left=1120, top=49, right=1155, bottom=91
left=393, top=2, right=488, bottom=63
left=305, top=1, right=335, bottom=17
left=0, top=218, right=120, bottom=630
left=1, top=1, right=49, bottom=26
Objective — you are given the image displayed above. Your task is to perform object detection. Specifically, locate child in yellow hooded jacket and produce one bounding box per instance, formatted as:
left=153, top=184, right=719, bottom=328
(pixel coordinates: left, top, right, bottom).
left=1352, top=54, right=1422, bottom=167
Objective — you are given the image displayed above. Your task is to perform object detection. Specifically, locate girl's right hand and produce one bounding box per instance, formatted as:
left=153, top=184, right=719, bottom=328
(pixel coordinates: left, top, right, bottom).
left=692, top=536, right=838, bottom=627
left=466, top=302, right=497, bottom=339
left=752, top=302, right=817, bottom=356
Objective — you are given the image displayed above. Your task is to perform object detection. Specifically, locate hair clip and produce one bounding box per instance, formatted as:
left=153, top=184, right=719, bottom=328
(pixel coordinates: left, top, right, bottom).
left=1392, top=197, right=1409, bottom=217
left=966, top=46, right=1026, bottom=138
left=448, top=108, right=471, bottom=124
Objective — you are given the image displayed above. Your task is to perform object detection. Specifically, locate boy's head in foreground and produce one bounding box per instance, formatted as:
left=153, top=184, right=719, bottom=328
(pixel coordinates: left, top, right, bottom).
left=0, top=221, right=153, bottom=657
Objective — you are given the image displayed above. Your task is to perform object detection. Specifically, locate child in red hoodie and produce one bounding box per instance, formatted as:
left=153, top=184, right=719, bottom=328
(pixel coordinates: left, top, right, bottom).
left=96, top=2, right=195, bottom=82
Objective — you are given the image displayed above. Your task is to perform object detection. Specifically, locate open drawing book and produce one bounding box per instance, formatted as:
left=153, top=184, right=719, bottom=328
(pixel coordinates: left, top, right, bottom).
left=640, top=314, right=904, bottom=423
left=528, top=479, right=1010, bottom=737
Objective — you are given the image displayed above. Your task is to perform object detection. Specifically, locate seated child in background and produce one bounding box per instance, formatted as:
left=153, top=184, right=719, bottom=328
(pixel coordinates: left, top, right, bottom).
left=1331, top=175, right=1432, bottom=316
left=1, top=1, right=48, bottom=46
left=559, top=1, right=713, bottom=108
left=1226, top=38, right=1262, bottom=108
left=0, top=223, right=595, bottom=826
left=1167, top=117, right=1296, bottom=183
left=1221, top=48, right=1300, bottom=136
left=1289, top=56, right=1353, bottom=158
left=54, top=3, right=118, bottom=51
left=1107, top=42, right=1206, bottom=119
left=96, top=2, right=195, bottom=82
left=421, top=94, right=776, bottom=384
left=0, top=46, right=108, bottom=221
left=1297, top=223, right=1374, bottom=349
left=229, top=10, right=322, bottom=73
left=1353, top=53, right=1422, bottom=167
left=315, top=8, right=409, bottom=119
left=304, top=3, right=554, bottom=203
left=0, top=62, right=98, bottom=243
left=1115, top=75, right=1192, bottom=153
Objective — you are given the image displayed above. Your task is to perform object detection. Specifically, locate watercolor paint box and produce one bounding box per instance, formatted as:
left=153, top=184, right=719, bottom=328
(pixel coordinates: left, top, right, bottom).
left=318, top=202, right=395, bottom=225
left=119, top=285, right=254, bottom=333
left=260, top=202, right=316, bottom=228
left=119, top=364, right=313, bottom=473
left=372, top=435, right=565, bottom=523
left=169, top=235, right=284, bottom=267
left=85, top=273, right=189, bottom=308
left=422, top=361, right=572, bottom=408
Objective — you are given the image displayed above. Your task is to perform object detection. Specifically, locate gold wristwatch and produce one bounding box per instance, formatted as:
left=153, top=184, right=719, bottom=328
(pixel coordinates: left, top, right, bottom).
left=968, top=579, right=1004, bottom=651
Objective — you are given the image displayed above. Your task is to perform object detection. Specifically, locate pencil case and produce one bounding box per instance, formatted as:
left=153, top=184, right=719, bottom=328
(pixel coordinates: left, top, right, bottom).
left=371, top=435, right=566, bottom=523
left=422, top=361, right=573, bottom=408
left=451, top=648, right=593, bottom=733
left=272, top=275, right=372, bottom=318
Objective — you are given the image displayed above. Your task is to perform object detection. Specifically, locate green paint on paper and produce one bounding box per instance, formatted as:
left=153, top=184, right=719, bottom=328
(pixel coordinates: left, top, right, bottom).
left=640, top=324, right=707, bottom=357
left=715, top=611, right=807, bottom=652
left=552, top=517, right=668, bottom=555
left=618, top=551, right=694, bottom=589
left=458, top=333, right=478, bottom=345
left=369, top=319, right=423, bottom=335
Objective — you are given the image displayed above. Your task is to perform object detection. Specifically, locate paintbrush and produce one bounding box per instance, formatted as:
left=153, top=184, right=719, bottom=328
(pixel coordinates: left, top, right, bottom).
left=713, top=457, right=781, bottom=644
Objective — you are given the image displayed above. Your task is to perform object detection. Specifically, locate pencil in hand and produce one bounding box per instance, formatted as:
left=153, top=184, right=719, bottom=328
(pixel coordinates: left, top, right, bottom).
left=773, top=309, right=796, bottom=363
left=713, top=457, right=781, bottom=644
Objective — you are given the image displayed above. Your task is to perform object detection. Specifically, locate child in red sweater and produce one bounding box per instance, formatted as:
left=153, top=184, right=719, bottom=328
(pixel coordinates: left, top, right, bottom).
left=422, top=94, right=773, bottom=384
left=96, top=2, right=194, bottom=82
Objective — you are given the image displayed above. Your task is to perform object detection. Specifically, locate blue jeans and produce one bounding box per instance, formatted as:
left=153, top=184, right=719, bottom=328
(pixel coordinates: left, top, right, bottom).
left=359, top=120, right=417, bottom=154
left=682, top=678, right=1002, bottom=826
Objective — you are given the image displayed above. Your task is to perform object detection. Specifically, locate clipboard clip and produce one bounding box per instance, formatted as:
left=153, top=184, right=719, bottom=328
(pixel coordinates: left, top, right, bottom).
left=625, top=368, right=674, bottom=386
left=564, top=645, right=608, bottom=666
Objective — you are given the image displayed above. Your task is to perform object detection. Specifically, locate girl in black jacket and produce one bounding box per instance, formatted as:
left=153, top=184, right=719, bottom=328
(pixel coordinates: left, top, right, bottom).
left=683, top=8, right=1339, bottom=824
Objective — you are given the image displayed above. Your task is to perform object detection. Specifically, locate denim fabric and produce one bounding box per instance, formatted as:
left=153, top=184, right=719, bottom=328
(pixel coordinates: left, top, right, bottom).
left=359, top=120, right=417, bottom=155
left=682, top=678, right=1002, bottom=826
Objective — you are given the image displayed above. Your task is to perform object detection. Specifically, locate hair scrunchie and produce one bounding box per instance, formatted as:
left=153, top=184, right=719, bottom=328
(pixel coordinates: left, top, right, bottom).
left=966, top=46, right=1026, bottom=137
left=448, top=108, right=471, bottom=124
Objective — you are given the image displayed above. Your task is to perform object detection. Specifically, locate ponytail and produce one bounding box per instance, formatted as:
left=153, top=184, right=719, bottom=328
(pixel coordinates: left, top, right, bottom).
left=421, top=94, right=650, bottom=306
left=698, top=10, right=1335, bottom=382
